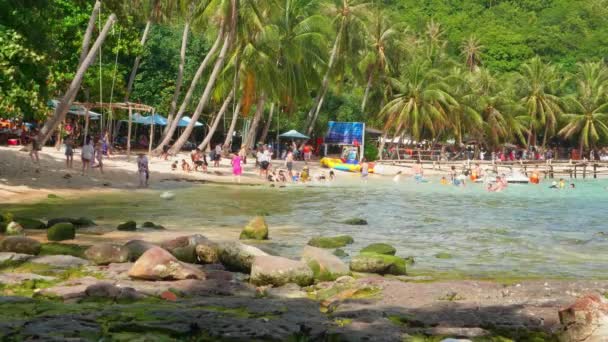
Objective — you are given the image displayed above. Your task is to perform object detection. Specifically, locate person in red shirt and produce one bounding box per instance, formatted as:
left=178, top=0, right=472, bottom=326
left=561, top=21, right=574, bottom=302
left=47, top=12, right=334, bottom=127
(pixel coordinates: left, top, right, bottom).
left=303, top=143, right=313, bottom=162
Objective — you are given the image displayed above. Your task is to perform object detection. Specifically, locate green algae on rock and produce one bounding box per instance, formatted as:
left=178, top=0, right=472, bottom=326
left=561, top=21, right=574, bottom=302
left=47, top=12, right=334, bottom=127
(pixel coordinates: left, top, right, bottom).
left=307, top=235, right=354, bottom=249
left=349, top=253, right=407, bottom=275
left=239, top=216, right=269, bottom=240
left=360, top=243, right=396, bottom=256
left=342, top=218, right=368, bottom=225
left=117, top=221, right=137, bottom=231
left=47, top=223, right=76, bottom=241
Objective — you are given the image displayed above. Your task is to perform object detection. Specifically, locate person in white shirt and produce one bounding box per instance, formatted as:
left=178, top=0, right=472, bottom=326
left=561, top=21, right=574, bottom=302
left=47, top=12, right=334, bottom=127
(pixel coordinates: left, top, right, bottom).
left=257, top=146, right=271, bottom=179
left=81, top=138, right=94, bottom=176
left=137, top=153, right=149, bottom=187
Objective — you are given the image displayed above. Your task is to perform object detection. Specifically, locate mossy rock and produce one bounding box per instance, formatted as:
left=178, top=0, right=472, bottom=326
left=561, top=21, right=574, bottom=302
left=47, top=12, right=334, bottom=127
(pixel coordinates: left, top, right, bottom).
left=349, top=252, right=407, bottom=275
left=47, top=223, right=76, bottom=241
left=360, top=243, right=396, bottom=256
left=434, top=252, right=453, bottom=259
left=142, top=221, right=164, bottom=230
left=307, top=235, right=354, bottom=249
left=15, top=217, right=46, bottom=230
left=117, top=221, right=137, bottom=231
left=47, top=194, right=61, bottom=199
left=342, top=218, right=368, bottom=225
left=39, top=243, right=88, bottom=258
left=333, top=249, right=348, bottom=258
left=47, top=217, right=96, bottom=228
left=239, top=216, right=269, bottom=240
left=5, top=222, right=24, bottom=236
left=1, top=212, right=14, bottom=223
left=404, top=256, right=415, bottom=266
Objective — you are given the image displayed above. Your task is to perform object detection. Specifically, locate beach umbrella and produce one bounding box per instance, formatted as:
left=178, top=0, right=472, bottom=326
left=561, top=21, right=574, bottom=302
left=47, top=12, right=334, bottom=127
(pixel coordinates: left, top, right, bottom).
left=279, top=129, right=309, bottom=139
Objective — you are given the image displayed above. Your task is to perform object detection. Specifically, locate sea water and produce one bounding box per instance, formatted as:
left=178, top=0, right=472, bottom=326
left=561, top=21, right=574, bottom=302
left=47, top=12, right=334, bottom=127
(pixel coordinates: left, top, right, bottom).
left=5, top=176, right=608, bottom=279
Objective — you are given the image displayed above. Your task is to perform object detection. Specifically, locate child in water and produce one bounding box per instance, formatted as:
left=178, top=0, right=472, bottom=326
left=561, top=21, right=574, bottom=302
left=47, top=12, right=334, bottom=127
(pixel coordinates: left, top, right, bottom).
left=440, top=176, right=449, bottom=185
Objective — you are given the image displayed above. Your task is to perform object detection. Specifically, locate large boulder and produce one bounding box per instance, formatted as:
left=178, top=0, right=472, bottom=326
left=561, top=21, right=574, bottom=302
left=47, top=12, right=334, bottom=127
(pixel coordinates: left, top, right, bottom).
left=301, top=245, right=349, bottom=281
left=124, top=240, right=156, bottom=261
left=307, top=235, right=354, bottom=249
left=84, top=243, right=130, bottom=265
left=559, top=294, right=608, bottom=342
left=250, top=255, right=314, bottom=287
left=217, top=241, right=269, bottom=273
left=5, top=222, right=24, bottom=236
left=0, top=237, right=41, bottom=255
left=128, top=247, right=205, bottom=281
left=160, top=234, right=207, bottom=263
left=349, top=253, right=407, bottom=275
left=47, top=223, right=75, bottom=241
left=15, top=218, right=46, bottom=230
left=360, top=243, right=396, bottom=256
left=117, top=221, right=137, bottom=231
left=195, top=240, right=220, bottom=264
left=239, top=216, right=269, bottom=240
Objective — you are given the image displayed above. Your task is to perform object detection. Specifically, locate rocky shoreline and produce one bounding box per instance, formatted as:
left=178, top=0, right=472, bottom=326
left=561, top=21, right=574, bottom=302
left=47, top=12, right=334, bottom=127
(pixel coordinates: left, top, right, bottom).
left=1, top=214, right=608, bottom=341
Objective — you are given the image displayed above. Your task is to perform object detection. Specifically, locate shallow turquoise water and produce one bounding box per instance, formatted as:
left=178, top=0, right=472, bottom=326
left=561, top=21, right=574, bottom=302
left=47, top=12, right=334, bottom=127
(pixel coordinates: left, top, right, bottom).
left=5, top=176, right=608, bottom=278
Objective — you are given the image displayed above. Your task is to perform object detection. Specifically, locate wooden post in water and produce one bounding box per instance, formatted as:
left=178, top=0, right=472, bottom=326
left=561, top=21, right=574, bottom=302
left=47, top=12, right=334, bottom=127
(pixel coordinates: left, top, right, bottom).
left=574, top=165, right=577, bottom=179
left=583, top=164, right=587, bottom=179
left=594, top=163, right=597, bottom=179
left=549, top=165, right=554, bottom=179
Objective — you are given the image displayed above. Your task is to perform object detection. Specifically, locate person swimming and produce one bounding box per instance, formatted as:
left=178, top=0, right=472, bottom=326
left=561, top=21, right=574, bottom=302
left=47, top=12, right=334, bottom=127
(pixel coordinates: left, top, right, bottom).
left=440, top=176, right=449, bottom=185
left=549, top=181, right=558, bottom=189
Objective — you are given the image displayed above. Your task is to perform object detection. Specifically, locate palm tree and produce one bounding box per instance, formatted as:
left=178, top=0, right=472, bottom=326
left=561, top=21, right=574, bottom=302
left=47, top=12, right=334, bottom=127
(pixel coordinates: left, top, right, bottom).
left=359, top=9, right=398, bottom=111
left=124, top=0, right=168, bottom=102
left=461, top=35, right=483, bottom=72
left=168, top=0, right=238, bottom=154
left=559, top=61, right=608, bottom=156
left=517, top=56, right=563, bottom=147
left=379, top=59, right=457, bottom=142
left=164, top=0, right=213, bottom=134
left=445, top=67, right=483, bottom=145
left=466, top=68, right=527, bottom=148
left=304, top=0, right=370, bottom=136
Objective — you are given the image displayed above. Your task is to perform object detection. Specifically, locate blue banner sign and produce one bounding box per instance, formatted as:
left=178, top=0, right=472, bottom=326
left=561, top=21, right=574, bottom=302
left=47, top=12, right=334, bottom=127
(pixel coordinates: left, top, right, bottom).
left=325, top=121, right=364, bottom=145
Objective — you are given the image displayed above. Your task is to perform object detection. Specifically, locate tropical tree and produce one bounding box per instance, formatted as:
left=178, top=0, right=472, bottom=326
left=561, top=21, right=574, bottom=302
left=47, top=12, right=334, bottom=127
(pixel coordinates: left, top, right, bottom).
left=304, top=0, right=370, bottom=136
left=559, top=61, right=608, bottom=155
left=164, top=0, right=213, bottom=133
left=460, top=35, right=483, bottom=72
left=445, top=67, right=483, bottom=145
left=379, top=59, right=457, bottom=143
left=517, top=56, right=563, bottom=147
left=359, top=9, right=399, bottom=111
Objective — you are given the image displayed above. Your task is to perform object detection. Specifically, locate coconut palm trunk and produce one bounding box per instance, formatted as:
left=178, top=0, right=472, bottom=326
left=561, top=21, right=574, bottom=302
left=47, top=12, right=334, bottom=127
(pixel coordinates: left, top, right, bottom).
left=243, top=94, right=266, bottom=149
left=153, top=25, right=225, bottom=153
left=78, top=1, right=101, bottom=67
left=361, top=72, right=374, bottom=112
left=124, top=20, right=152, bottom=102
left=168, top=33, right=232, bottom=154
left=165, top=21, right=190, bottom=134
left=198, top=90, right=235, bottom=151
left=304, top=23, right=344, bottom=135
left=223, top=99, right=242, bottom=151
left=377, top=131, right=388, bottom=159
left=38, top=14, right=117, bottom=145
left=259, top=103, right=275, bottom=144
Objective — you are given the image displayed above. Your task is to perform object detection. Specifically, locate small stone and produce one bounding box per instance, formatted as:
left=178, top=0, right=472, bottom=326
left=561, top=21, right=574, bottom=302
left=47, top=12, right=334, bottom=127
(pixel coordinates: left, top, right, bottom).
left=307, top=235, right=354, bottom=249
left=5, top=222, right=24, bottom=236
left=160, top=290, right=178, bottom=301
left=217, top=241, right=269, bottom=273
left=0, top=237, right=41, bottom=255
left=161, top=234, right=208, bottom=263
left=0, top=252, right=34, bottom=264
left=360, top=243, right=396, bottom=256
left=84, top=243, right=130, bottom=265
left=349, top=253, right=407, bottom=275
left=195, top=241, right=220, bottom=264
left=342, top=218, right=368, bottom=225
left=250, top=255, right=314, bottom=287
left=301, top=245, right=349, bottom=281
left=117, top=221, right=137, bottom=231
left=434, top=252, right=453, bottom=259
left=31, top=255, right=90, bottom=268
left=47, top=223, right=75, bottom=241
left=128, top=247, right=205, bottom=281
left=85, top=282, right=122, bottom=299
left=239, top=216, right=269, bottom=240
left=124, top=240, right=156, bottom=261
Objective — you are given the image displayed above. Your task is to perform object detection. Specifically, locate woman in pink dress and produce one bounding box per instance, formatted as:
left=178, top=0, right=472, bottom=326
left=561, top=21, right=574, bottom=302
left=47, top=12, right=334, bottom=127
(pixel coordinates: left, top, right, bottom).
left=231, top=154, right=242, bottom=183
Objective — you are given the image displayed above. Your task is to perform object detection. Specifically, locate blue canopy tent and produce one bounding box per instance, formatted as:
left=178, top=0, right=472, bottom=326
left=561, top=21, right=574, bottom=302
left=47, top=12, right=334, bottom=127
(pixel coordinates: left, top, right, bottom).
left=179, top=116, right=203, bottom=127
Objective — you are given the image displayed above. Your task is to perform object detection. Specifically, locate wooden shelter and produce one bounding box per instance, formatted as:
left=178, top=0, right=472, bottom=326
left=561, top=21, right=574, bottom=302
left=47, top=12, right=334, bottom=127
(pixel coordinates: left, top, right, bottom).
left=72, top=101, right=154, bottom=158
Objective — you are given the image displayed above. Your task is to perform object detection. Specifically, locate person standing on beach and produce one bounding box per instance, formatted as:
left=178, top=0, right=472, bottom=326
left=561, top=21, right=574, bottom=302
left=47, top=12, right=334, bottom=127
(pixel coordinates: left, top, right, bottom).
left=137, top=153, right=149, bottom=188
left=257, top=146, right=271, bottom=179
left=231, top=153, right=242, bottom=183
left=81, top=138, right=94, bottom=176
left=29, top=129, right=40, bottom=170
left=285, top=149, right=294, bottom=180
left=92, top=137, right=104, bottom=174
left=214, top=143, right=222, bottom=167
left=64, top=135, right=74, bottom=168
left=361, top=158, right=369, bottom=181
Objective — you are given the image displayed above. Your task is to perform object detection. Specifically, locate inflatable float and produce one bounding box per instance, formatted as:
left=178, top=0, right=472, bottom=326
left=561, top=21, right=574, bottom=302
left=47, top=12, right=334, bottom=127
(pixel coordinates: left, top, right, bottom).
left=320, top=157, right=375, bottom=173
